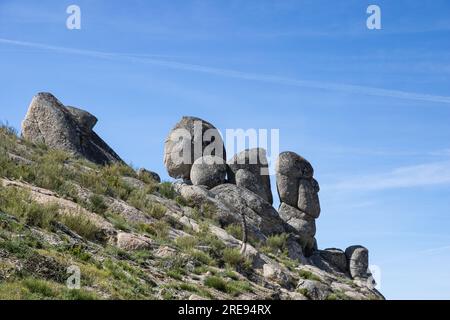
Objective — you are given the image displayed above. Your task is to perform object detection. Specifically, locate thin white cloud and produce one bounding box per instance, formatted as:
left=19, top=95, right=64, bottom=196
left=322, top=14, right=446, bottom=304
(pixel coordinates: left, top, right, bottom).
left=2, top=38, right=450, bottom=104
left=325, top=161, right=450, bottom=191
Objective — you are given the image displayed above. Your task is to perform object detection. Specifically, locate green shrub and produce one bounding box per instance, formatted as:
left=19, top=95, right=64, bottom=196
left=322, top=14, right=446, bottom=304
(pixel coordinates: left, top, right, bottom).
left=167, top=270, right=183, bottom=280
left=226, top=280, right=253, bottom=296
left=104, top=212, right=131, bottom=231
left=222, top=248, right=243, bottom=268
left=59, top=213, right=100, bottom=241
left=152, top=220, right=170, bottom=239
left=23, top=278, right=57, bottom=298
left=225, top=223, right=243, bottom=240
left=127, top=189, right=167, bottom=219
left=298, top=269, right=322, bottom=282
left=204, top=276, right=227, bottom=292
left=88, top=194, right=108, bottom=214
left=176, top=236, right=198, bottom=251
left=189, top=249, right=214, bottom=266
left=265, top=233, right=288, bottom=253
left=158, top=182, right=176, bottom=199
left=0, top=186, right=58, bottom=230
left=63, top=288, right=98, bottom=300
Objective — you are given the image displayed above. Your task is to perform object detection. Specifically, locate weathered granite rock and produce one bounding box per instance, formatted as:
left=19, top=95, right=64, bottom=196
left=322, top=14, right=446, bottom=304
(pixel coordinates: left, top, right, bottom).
left=297, top=179, right=321, bottom=218
left=163, top=116, right=225, bottom=180
left=275, top=151, right=321, bottom=256
left=210, top=183, right=286, bottom=239
left=275, top=174, right=299, bottom=207
left=319, top=248, right=348, bottom=273
left=22, top=92, right=123, bottom=165
left=276, top=151, right=314, bottom=179
left=117, top=233, right=154, bottom=251
left=345, top=245, right=369, bottom=279
left=263, top=263, right=294, bottom=289
left=278, top=203, right=316, bottom=238
left=227, top=148, right=273, bottom=204
left=190, top=155, right=227, bottom=189
left=297, top=279, right=331, bottom=300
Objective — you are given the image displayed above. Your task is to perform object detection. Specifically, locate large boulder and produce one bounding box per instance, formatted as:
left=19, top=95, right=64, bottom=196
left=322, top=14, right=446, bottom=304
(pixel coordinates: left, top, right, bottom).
left=190, top=155, right=227, bottom=189
left=317, top=248, right=348, bottom=273
left=297, top=178, right=321, bottom=218
left=276, top=151, right=314, bottom=178
left=345, top=245, right=370, bottom=279
left=275, top=151, right=315, bottom=207
left=275, top=151, right=321, bottom=256
left=210, top=183, right=286, bottom=240
left=22, top=92, right=123, bottom=165
left=163, top=116, right=225, bottom=180
left=227, top=148, right=273, bottom=204
left=278, top=203, right=316, bottom=255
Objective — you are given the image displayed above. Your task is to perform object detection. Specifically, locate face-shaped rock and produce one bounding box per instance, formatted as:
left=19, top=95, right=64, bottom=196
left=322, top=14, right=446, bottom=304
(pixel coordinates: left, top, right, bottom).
left=275, top=151, right=314, bottom=179
left=297, top=178, right=321, bottom=219
left=345, top=245, right=369, bottom=279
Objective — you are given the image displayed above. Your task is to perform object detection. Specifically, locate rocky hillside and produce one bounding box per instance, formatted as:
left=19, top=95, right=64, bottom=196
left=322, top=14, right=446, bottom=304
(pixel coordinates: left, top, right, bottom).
left=0, top=92, right=384, bottom=300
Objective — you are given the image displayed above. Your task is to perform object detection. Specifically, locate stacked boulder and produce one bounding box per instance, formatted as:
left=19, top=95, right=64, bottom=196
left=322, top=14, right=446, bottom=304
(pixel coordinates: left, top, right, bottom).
left=227, top=148, right=273, bottom=204
left=275, top=152, right=320, bottom=256
left=163, top=116, right=226, bottom=188
left=22, top=92, right=123, bottom=165
left=164, top=116, right=375, bottom=276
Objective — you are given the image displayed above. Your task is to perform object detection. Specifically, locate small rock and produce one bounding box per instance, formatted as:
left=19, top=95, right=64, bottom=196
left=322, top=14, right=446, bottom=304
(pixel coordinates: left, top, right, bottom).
left=116, top=233, right=153, bottom=251
left=319, top=248, right=348, bottom=273
left=297, top=279, right=331, bottom=300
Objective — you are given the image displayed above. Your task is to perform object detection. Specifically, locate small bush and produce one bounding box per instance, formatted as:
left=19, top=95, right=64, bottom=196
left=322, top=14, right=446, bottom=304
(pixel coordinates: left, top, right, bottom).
left=226, top=280, right=253, bottom=296
left=222, top=248, right=243, bottom=268
left=167, top=270, right=183, bottom=280
left=105, top=212, right=131, bottom=231
left=23, top=278, right=56, bottom=298
left=59, top=213, right=100, bottom=241
left=0, top=186, right=58, bottom=230
left=158, top=182, right=176, bottom=199
left=189, top=249, right=214, bottom=266
left=204, top=276, right=227, bottom=292
left=225, top=224, right=243, bottom=240
left=265, top=233, right=288, bottom=253
left=88, top=194, right=108, bottom=214
left=298, top=269, right=322, bottom=282
left=176, top=236, right=198, bottom=251
left=152, top=220, right=170, bottom=239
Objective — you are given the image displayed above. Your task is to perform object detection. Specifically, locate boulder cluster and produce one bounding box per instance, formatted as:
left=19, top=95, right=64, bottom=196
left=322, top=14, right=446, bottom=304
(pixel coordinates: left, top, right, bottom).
left=20, top=94, right=374, bottom=282
left=164, top=116, right=373, bottom=280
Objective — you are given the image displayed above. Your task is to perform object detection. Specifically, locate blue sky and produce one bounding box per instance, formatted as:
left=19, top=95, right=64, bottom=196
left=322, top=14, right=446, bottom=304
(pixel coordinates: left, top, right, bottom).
left=1, top=0, right=450, bottom=299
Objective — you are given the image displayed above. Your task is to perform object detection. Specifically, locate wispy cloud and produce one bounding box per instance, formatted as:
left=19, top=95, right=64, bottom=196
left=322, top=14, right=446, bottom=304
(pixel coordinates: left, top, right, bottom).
left=325, top=161, right=450, bottom=191
left=1, top=38, right=450, bottom=104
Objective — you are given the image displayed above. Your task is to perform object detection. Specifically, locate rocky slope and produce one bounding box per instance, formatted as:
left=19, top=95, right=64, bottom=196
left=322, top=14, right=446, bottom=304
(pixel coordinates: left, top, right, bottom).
left=0, top=93, right=384, bottom=300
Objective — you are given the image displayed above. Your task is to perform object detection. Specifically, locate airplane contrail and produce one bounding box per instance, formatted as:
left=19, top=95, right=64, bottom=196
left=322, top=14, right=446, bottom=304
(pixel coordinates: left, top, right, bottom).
left=2, top=37, right=450, bottom=104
